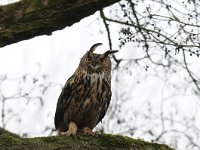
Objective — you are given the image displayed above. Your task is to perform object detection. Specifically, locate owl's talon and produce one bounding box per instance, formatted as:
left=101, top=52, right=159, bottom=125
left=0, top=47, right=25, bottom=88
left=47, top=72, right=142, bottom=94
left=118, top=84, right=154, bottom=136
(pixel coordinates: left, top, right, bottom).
left=94, top=131, right=101, bottom=135
left=83, top=127, right=98, bottom=137
left=60, top=121, right=77, bottom=136
left=60, top=131, right=72, bottom=136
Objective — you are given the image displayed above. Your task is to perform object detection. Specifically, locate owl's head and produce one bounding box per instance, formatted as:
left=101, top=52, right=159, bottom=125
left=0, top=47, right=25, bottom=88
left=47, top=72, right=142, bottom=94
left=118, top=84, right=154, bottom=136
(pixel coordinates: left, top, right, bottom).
left=78, top=43, right=118, bottom=74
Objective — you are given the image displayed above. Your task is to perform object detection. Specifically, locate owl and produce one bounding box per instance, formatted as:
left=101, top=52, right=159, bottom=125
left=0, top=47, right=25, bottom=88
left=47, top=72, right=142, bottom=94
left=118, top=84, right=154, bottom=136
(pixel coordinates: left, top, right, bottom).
left=54, top=43, right=118, bottom=137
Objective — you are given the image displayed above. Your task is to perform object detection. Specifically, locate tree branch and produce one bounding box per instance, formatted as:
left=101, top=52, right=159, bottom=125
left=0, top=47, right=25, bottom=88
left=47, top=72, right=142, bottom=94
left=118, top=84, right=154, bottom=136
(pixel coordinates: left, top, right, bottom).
left=100, top=9, right=121, bottom=67
left=182, top=49, right=200, bottom=93
left=0, top=0, right=120, bottom=47
left=0, top=128, right=174, bottom=150
left=100, top=10, right=112, bottom=50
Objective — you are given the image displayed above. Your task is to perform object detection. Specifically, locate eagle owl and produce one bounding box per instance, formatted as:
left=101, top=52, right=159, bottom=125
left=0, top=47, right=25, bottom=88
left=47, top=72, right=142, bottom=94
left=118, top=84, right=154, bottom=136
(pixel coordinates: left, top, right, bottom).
left=54, top=43, right=118, bottom=136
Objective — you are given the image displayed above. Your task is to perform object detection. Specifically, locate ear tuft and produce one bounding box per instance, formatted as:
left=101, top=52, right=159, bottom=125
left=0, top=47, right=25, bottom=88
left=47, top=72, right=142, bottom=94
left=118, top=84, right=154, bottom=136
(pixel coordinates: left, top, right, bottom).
left=89, top=43, right=102, bottom=53
left=103, top=50, right=118, bottom=58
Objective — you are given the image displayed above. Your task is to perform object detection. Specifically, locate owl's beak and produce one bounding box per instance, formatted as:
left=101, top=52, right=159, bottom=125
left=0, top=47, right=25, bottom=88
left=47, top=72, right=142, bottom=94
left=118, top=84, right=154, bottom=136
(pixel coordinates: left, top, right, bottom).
left=88, top=60, right=99, bottom=70
left=91, top=60, right=98, bottom=69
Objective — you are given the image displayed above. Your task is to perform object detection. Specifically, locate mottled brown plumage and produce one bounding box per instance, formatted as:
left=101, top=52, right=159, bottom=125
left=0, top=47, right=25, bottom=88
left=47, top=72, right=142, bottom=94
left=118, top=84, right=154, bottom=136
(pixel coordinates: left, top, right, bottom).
left=54, top=43, right=118, bottom=136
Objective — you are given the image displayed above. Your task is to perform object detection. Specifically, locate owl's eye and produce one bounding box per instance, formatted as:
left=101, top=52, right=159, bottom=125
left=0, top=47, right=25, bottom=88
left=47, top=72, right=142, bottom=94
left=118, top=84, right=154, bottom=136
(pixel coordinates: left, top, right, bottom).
left=100, top=58, right=106, bottom=63
left=85, top=56, right=92, bottom=61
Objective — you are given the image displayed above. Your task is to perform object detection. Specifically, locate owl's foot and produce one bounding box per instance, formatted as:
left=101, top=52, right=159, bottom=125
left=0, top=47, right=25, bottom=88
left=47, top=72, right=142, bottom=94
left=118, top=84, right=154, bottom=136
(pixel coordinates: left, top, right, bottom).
left=83, top=127, right=98, bottom=137
left=60, top=121, right=77, bottom=136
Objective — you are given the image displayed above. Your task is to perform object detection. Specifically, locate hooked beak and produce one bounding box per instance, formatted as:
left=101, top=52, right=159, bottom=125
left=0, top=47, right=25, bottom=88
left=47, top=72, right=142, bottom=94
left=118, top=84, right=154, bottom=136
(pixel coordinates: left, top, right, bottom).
left=90, top=60, right=99, bottom=70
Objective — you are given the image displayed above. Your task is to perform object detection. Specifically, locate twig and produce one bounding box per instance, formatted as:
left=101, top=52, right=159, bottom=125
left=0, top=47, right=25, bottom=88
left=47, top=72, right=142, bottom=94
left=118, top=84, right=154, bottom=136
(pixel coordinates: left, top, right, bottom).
left=182, top=49, right=200, bottom=95
left=100, top=9, right=121, bottom=67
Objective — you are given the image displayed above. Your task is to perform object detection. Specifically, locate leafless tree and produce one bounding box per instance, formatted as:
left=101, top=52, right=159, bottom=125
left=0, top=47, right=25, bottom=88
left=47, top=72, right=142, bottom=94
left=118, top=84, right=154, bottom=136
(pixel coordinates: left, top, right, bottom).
left=97, top=0, right=200, bottom=149
left=0, top=65, right=61, bottom=137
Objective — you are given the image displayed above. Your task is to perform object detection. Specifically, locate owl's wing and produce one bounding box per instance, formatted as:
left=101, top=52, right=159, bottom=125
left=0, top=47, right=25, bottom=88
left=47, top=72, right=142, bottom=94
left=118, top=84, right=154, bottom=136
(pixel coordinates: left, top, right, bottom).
left=97, top=91, right=112, bottom=124
left=54, top=76, right=75, bottom=130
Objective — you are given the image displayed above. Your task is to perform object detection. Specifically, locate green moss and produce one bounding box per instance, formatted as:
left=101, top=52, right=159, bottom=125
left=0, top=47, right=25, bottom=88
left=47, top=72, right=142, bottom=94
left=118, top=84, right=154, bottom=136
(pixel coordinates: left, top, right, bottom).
left=23, top=0, right=43, bottom=13
left=0, top=128, right=20, bottom=138
left=97, top=134, right=131, bottom=148
left=97, top=134, right=174, bottom=150
left=0, top=128, right=174, bottom=150
left=0, top=128, right=22, bottom=146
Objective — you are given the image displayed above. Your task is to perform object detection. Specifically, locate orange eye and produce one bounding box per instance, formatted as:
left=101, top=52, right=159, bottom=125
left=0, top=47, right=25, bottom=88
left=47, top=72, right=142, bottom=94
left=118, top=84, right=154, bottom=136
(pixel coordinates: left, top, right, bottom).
left=86, top=57, right=92, bottom=61
left=100, top=58, right=106, bottom=63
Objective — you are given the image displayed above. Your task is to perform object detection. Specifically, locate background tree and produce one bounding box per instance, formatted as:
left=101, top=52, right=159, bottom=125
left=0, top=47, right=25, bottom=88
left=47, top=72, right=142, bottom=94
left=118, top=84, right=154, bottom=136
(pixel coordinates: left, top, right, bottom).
left=97, top=0, right=200, bottom=150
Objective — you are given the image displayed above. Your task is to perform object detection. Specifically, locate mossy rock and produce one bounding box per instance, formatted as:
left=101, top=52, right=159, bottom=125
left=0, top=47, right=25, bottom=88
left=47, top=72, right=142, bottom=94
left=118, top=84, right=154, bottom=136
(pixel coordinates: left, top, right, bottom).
left=0, top=128, right=174, bottom=150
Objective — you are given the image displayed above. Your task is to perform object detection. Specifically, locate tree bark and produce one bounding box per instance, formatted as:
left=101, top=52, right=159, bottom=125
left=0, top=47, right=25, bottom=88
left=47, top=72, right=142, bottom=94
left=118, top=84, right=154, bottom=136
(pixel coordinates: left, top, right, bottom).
left=0, top=128, right=174, bottom=150
left=0, top=0, right=120, bottom=47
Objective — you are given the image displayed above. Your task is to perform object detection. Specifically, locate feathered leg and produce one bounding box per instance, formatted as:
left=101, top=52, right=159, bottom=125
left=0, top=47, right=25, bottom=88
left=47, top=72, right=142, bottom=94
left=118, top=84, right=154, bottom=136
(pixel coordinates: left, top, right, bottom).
left=83, top=127, right=98, bottom=137
left=60, top=121, right=77, bottom=136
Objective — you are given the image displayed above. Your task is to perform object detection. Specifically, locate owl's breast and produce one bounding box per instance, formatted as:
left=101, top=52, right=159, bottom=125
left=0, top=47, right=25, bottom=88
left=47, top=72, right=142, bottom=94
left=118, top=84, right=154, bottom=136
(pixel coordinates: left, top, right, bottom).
left=83, top=73, right=109, bottom=102
left=78, top=73, right=111, bottom=128
left=64, top=72, right=111, bottom=129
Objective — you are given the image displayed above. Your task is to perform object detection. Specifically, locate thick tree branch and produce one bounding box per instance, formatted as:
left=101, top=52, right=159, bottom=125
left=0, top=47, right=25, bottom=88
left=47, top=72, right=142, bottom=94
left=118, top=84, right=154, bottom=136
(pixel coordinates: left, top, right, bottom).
left=0, top=0, right=120, bottom=47
left=0, top=128, right=174, bottom=150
